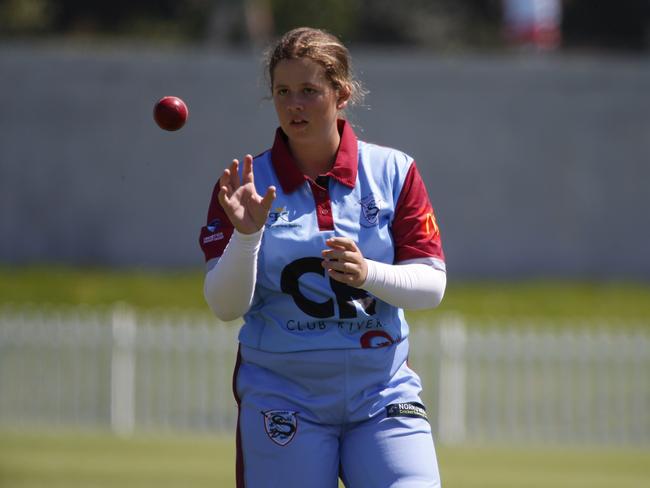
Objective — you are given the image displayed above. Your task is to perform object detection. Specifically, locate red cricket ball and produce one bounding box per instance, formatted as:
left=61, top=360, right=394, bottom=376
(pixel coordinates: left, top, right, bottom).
left=153, top=96, right=188, bottom=131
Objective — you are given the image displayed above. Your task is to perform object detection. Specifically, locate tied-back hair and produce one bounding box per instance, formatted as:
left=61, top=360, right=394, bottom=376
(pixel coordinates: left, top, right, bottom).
left=265, top=27, right=366, bottom=109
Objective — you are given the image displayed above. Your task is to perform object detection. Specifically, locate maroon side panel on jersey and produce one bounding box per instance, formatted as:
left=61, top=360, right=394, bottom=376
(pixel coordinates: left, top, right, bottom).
left=232, top=345, right=245, bottom=487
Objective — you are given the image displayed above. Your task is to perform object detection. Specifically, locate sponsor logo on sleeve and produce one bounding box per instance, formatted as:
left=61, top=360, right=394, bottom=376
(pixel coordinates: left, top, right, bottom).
left=386, top=402, right=428, bottom=421
left=262, top=410, right=299, bottom=446
left=423, top=210, right=439, bottom=238
left=202, top=232, right=224, bottom=244
left=207, top=219, right=222, bottom=232
left=203, top=218, right=224, bottom=244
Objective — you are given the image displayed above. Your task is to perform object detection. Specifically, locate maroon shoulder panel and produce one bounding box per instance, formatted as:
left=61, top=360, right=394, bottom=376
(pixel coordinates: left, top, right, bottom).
left=392, top=163, right=445, bottom=264
left=198, top=182, right=235, bottom=262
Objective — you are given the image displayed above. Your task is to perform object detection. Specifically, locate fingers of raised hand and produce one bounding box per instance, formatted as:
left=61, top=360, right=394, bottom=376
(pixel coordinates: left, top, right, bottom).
left=242, top=154, right=255, bottom=185
left=228, top=160, right=240, bottom=189
left=219, top=167, right=231, bottom=194
left=218, top=179, right=232, bottom=210
left=219, top=160, right=240, bottom=191
left=260, top=186, right=277, bottom=211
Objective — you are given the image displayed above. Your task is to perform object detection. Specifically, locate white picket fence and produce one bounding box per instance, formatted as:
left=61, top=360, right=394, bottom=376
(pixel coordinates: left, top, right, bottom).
left=0, top=304, right=648, bottom=446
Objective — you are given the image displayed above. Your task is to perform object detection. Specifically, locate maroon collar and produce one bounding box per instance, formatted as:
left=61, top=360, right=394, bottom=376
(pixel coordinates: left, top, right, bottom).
left=270, top=119, right=358, bottom=193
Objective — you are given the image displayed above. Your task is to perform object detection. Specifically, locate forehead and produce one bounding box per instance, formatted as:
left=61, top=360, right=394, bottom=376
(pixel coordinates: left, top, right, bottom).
left=272, top=57, right=329, bottom=86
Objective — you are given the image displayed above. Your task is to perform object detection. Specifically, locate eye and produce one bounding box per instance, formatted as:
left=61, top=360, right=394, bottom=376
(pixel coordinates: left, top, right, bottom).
left=303, top=87, right=317, bottom=95
left=275, top=88, right=288, bottom=96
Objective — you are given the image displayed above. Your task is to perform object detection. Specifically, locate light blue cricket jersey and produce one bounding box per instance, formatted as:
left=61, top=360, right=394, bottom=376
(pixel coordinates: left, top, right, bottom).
left=200, top=121, right=445, bottom=353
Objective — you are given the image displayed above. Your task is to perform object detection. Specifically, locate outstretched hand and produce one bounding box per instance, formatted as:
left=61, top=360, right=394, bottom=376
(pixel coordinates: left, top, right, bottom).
left=218, top=154, right=276, bottom=235
left=322, top=237, right=368, bottom=288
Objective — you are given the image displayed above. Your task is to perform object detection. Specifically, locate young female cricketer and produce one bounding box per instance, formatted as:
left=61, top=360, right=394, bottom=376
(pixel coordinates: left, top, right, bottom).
left=200, top=27, right=446, bottom=488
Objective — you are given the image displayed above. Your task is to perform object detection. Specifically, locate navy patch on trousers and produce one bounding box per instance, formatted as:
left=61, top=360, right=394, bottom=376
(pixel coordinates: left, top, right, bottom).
left=386, top=402, right=428, bottom=421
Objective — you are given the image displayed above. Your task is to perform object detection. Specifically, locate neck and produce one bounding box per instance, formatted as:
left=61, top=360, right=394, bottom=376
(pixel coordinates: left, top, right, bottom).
left=289, top=125, right=341, bottom=180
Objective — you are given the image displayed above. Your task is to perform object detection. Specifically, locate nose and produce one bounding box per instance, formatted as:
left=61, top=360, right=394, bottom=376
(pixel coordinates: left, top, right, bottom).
left=286, top=93, right=304, bottom=112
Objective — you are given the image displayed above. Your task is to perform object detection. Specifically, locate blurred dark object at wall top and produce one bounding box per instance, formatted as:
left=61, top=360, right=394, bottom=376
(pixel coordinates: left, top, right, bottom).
left=563, top=0, right=650, bottom=52
left=1, top=0, right=649, bottom=53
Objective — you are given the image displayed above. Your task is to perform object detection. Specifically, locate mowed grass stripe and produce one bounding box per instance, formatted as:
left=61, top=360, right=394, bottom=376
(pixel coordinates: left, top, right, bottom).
left=2, top=266, right=650, bottom=322
left=1, top=431, right=649, bottom=488
left=439, top=445, right=650, bottom=488
left=0, top=431, right=234, bottom=488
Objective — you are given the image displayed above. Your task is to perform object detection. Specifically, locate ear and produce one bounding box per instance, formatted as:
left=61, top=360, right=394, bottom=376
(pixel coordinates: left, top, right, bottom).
left=336, top=85, right=351, bottom=110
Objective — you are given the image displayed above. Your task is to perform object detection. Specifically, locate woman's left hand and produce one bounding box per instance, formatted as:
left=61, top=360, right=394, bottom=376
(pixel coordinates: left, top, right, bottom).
left=321, top=237, right=368, bottom=288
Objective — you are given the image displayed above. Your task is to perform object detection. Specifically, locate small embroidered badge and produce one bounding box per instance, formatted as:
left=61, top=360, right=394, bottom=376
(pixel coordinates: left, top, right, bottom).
left=262, top=410, right=299, bottom=446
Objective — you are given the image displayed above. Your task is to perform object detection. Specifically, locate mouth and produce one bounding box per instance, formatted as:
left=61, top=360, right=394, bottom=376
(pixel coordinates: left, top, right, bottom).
left=289, top=118, right=308, bottom=127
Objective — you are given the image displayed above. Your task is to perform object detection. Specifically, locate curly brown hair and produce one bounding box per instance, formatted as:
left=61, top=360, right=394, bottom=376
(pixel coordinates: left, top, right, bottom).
left=265, top=27, right=366, bottom=108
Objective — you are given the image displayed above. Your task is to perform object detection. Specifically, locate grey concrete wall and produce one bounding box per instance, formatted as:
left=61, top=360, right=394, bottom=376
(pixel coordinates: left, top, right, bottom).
left=1, top=43, right=649, bottom=278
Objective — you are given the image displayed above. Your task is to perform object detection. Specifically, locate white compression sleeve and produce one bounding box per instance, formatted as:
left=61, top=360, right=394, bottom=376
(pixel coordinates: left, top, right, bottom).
left=361, top=260, right=446, bottom=310
left=203, top=228, right=263, bottom=321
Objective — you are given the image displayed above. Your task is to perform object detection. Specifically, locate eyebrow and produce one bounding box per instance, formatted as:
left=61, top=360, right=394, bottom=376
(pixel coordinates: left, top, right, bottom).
left=273, top=81, right=321, bottom=88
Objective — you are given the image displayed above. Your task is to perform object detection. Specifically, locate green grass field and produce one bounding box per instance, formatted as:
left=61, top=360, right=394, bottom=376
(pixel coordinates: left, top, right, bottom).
left=1, top=431, right=648, bottom=488
left=1, top=267, right=649, bottom=487
left=2, top=265, right=650, bottom=324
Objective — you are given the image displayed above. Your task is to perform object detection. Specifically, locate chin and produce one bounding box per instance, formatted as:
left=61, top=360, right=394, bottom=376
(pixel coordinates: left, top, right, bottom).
left=285, top=124, right=312, bottom=139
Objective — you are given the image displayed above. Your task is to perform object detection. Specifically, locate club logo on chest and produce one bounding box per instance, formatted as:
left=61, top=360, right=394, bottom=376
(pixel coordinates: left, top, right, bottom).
left=359, top=194, right=383, bottom=227
left=262, top=410, right=299, bottom=446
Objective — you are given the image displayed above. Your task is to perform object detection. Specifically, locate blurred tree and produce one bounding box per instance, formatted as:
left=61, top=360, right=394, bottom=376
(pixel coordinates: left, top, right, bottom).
left=244, top=0, right=273, bottom=46
left=204, top=0, right=248, bottom=45
left=49, top=0, right=213, bottom=41
left=204, top=0, right=273, bottom=47
left=356, top=0, right=502, bottom=50
left=269, top=0, right=361, bottom=41
left=0, top=0, right=54, bottom=35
